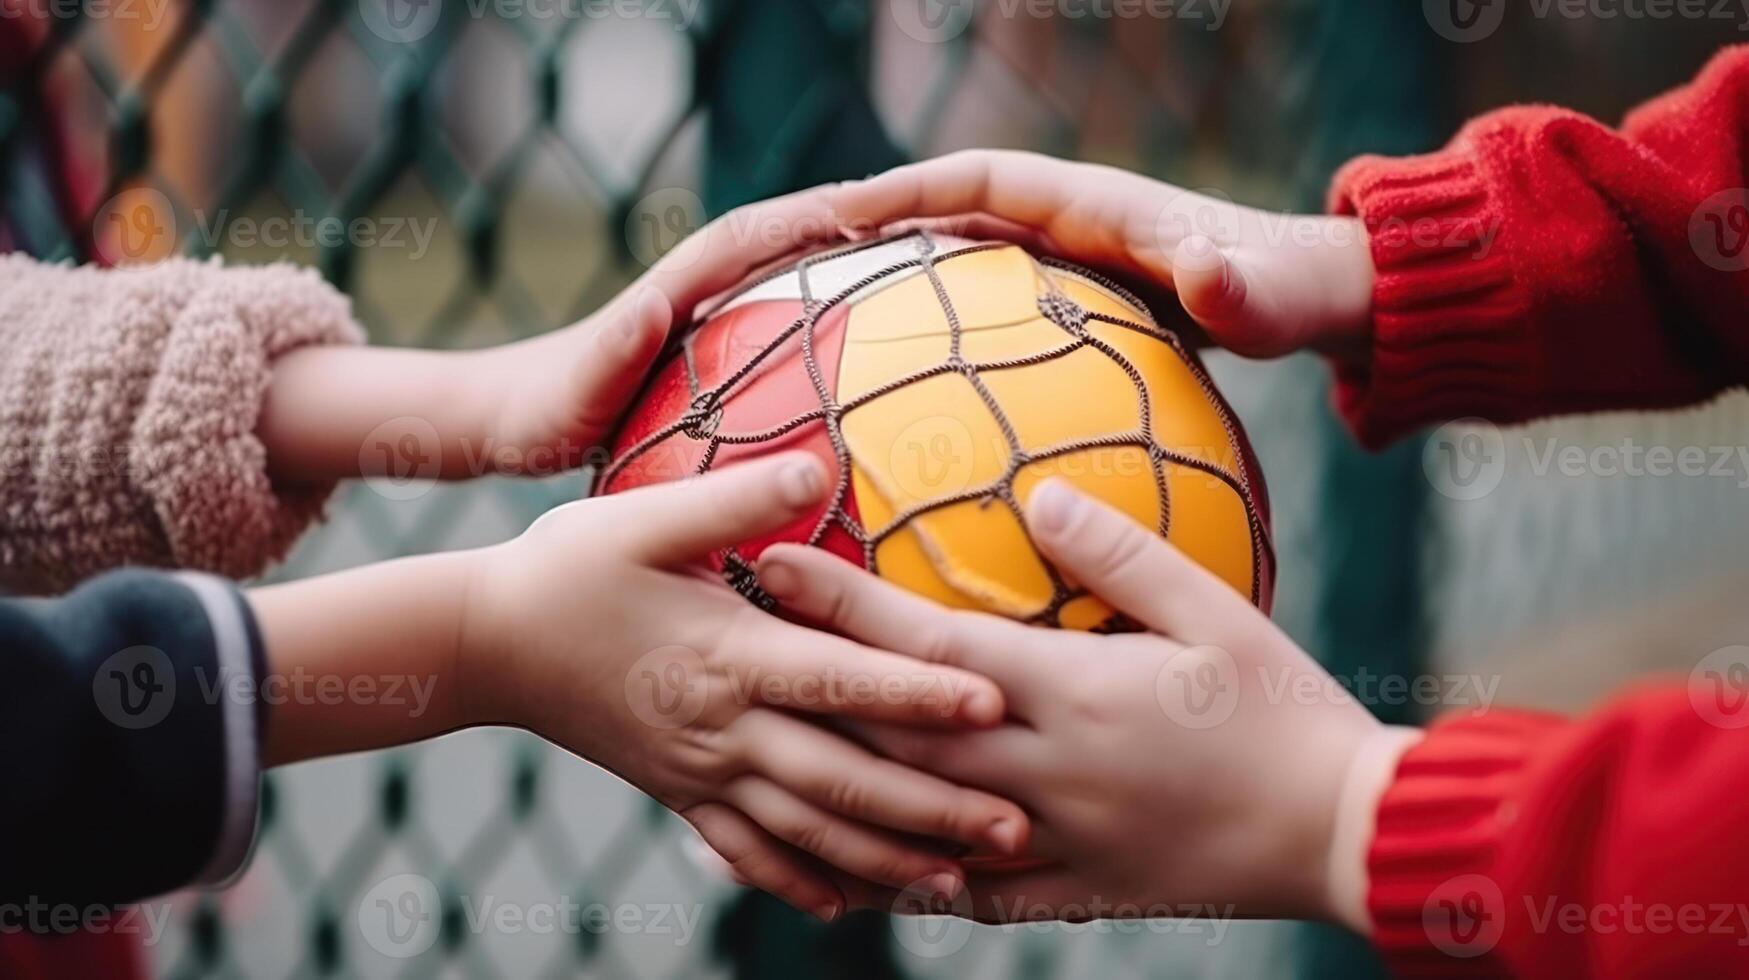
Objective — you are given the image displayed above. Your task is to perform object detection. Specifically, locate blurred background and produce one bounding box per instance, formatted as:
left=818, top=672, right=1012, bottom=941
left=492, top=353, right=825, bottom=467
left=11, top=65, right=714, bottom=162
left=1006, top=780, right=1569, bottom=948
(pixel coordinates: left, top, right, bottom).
left=4, top=0, right=1749, bottom=976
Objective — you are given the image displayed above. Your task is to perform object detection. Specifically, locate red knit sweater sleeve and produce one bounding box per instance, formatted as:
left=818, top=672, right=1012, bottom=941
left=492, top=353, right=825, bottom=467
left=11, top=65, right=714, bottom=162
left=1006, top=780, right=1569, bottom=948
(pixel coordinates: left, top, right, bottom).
left=1327, top=45, right=1749, bottom=447
left=1367, top=684, right=1749, bottom=977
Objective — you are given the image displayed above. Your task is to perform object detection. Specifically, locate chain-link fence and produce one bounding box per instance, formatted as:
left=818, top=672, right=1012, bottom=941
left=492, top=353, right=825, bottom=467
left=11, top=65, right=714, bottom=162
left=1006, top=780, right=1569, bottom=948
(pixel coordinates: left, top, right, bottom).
left=7, top=0, right=1747, bottom=977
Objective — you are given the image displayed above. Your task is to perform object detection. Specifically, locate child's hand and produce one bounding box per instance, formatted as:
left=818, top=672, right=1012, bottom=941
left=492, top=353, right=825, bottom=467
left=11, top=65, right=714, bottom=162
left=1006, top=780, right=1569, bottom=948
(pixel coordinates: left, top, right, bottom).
left=259, top=187, right=855, bottom=483
left=755, top=480, right=1419, bottom=932
left=827, top=150, right=1375, bottom=360
left=457, top=453, right=1029, bottom=920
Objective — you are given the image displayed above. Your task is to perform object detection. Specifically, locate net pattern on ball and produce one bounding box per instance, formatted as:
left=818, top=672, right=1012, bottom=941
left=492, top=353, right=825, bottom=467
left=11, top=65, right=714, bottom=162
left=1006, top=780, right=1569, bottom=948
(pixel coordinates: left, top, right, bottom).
left=601, top=230, right=1273, bottom=626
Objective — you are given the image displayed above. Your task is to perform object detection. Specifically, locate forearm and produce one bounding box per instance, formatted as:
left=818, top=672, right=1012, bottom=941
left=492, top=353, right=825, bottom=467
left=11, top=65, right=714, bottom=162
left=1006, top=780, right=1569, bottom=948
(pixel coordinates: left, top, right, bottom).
left=248, top=549, right=481, bottom=766
left=0, top=255, right=363, bottom=589
left=1364, top=685, right=1749, bottom=974
left=259, top=345, right=497, bottom=484
left=1329, top=46, right=1749, bottom=447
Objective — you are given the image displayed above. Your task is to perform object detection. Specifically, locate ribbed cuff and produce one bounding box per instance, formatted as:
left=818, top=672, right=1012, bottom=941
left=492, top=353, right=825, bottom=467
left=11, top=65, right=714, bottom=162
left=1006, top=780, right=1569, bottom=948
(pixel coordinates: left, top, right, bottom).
left=173, top=572, right=266, bottom=888
left=1328, top=146, right=1538, bottom=449
left=133, top=259, right=364, bottom=580
left=1366, top=709, right=1568, bottom=976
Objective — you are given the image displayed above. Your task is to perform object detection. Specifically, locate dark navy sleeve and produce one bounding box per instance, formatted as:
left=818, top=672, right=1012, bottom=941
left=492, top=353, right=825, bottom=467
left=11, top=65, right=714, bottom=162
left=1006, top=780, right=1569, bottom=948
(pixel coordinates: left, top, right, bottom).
left=0, top=569, right=267, bottom=905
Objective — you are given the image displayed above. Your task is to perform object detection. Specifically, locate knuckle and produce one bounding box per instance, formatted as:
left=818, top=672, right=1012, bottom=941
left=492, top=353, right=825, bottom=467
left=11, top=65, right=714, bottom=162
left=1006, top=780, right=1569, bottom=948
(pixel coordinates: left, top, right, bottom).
left=1092, top=522, right=1154, bottom=583
left=792, top=820, right=833, bottom=858
left=1063, top=671, right=1115, bottom=723
left=678, top=728, right=742, bottom=782
left=929, top=793, right=976, bottom=840
left=823, top=776, right=869, bottom=818
left=680, top=803, right=735, bottom=850
left=914, top=622, right=964, bottom=667
left=721, top=846, right=781, bottom=890
left=819, top=578, right=856, bottom=630
left=872, top=853, right=920, bottom=886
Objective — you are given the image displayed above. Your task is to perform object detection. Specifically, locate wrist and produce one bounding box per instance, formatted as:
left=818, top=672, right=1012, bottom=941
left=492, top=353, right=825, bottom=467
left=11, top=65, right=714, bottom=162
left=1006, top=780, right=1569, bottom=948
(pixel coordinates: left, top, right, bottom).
left=1324, top=724, right=1424, bottom=934
left=451, top=538, right=522, bottom=729
left=1309, top=216, right=1377, bottom=362
left=249, top=548, right=483, bottom=765
left=262, top=346, right=497, bottom=483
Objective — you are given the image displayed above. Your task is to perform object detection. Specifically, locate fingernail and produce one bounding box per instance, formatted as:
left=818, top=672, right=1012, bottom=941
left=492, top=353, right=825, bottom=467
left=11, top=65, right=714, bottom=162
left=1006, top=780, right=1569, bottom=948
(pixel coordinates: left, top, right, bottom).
left=927, top=872, right=963, bottom=903
left=813, top=901, right=841, bottom=924
left=964, top=689, right=1002, bottom=725
left=1028, top=479, right=1079, bottom=535
left=988, top=818, right=1024, bottom=855
left=779, top=458, right=825, bottom=507
left=759, top=561, right=799, bottom=600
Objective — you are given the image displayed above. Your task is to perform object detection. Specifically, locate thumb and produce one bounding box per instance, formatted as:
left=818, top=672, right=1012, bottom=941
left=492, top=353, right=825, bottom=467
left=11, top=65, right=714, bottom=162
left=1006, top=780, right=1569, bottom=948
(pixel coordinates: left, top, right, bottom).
left=1171, top=236, right=1269, bottom=352
left=567, top=287, right=672, bottom=440
left=1171, top=232, right=1374, bottom=359
left=621, top=452, right=829, bottom=566
left=1023, top=478, right=1256, bottom=646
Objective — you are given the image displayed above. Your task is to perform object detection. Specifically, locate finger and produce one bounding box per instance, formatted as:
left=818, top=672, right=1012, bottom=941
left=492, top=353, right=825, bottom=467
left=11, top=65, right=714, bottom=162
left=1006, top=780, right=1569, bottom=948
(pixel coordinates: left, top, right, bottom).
left=641, top=185, right=853, bottom=322
left=619, top=452, right=827, bottom=565
left=876, top=213, right=1063, bottom=256
left=726, top=613, right=1006, bottom=728
left=845, top=721, right=1042, bottom=800
left=566, top=287, right=673, bottom=445
left=755, top=543, right=1054, bottom=715
left=733, top=711, right=1029, bottom=854
left=830, top=150, right=1075, bottom=232
left=681, top=802, right=844, bottom=923
left=1023, top=479, right=1264, bottom=646
left=1171, top=238, right=1304, bottom=360
left=1171, top=236, right=1248, bottom=333
left=829, top=873, right=905, bottom=914
left=724, top=776, right=967, bottom=896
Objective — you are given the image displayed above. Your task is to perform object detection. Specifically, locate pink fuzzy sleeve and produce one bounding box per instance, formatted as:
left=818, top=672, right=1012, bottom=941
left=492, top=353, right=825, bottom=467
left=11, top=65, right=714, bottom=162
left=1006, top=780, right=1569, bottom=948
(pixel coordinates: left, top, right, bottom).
left=0, top=254, right=365, bottom=593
